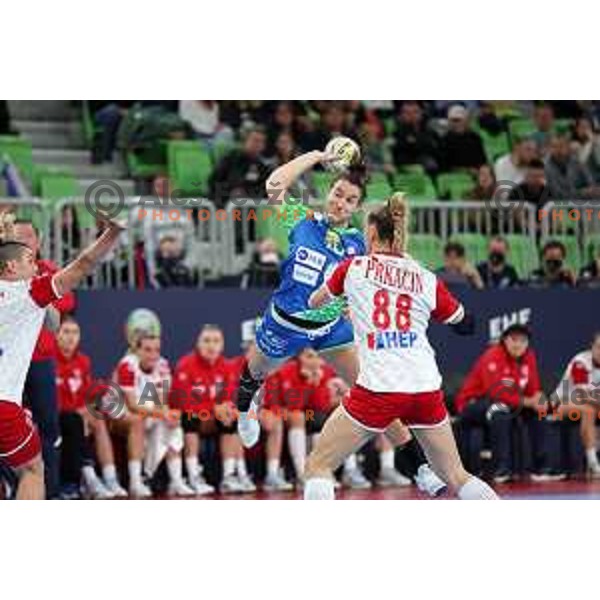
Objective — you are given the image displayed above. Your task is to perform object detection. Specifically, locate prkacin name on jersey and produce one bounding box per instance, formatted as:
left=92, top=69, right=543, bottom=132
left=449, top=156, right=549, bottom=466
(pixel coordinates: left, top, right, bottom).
left=367, top=330, right=418, bottom=351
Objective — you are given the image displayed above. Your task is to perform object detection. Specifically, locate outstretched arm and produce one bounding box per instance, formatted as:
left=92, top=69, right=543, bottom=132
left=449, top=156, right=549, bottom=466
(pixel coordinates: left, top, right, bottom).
left=53, top=217, right=125, bottom=297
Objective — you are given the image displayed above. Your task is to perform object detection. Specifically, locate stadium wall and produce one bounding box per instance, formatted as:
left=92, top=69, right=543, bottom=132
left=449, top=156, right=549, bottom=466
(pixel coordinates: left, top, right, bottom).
left=76, top=288, right=597, bottom=390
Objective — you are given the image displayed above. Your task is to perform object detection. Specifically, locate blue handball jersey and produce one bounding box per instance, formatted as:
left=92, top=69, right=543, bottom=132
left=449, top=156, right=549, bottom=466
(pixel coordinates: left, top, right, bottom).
left=270, top=206, right=365, bottom=323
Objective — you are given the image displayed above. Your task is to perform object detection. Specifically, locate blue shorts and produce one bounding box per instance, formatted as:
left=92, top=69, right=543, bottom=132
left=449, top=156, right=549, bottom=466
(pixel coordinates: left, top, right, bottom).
left=255, top=304, right=354, bottom=360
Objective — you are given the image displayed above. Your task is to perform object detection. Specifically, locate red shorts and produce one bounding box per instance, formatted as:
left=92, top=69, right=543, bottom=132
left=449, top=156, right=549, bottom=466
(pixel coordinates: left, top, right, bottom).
left=0, top=401, right=42, bottom=469
left=342, top=386, right=448, bottom=431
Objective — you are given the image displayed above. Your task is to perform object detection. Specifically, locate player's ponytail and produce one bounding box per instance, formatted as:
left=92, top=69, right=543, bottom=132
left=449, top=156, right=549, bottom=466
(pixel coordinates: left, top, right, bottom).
left=0, top=211, right=16, bottom=244
left=387, top=192, right=409, bottom=254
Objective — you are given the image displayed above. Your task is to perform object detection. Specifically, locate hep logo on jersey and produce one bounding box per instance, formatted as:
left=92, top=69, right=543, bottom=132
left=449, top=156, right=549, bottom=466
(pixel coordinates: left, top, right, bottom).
left=367, top=330, right=417, bottom=351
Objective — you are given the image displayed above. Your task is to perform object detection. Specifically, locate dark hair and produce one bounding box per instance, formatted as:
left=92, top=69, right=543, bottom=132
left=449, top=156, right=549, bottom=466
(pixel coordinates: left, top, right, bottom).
left=528, top=158, right=545, bottom=170
left=333, top=161, right=368, bottom=198
left=542, top=239, right=566, bottom=258
left=501, top=323, right=531, bottom=341
left=0, top=241, right=30, bottom=275
left=444, top=241, right=465, bottom=258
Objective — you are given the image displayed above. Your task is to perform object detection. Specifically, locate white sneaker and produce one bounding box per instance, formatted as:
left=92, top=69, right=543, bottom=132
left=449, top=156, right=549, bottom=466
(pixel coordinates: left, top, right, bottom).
left=414, top=464, right=447, bottom=497
left=377, top=467, right=412, bottom=488
left=189, top=475, right=215, bottom=496
left=220, top=475, right=245, bottom=494
left=103, top=478, right=128, bottom=498
left=168, top=479, right=196, bottom=497
left=587, top=462, right=600, bottom=478
left=129, top=481, right=153, bottom=499
left=263, top=472, right=294, bottom=492
left=238, top=401, right=261, bottom=448
left=342, top=468, right=372, bottom=490
left=83, top=477, right=114, bottom=499
left=238, top=474, right=257, bottom=493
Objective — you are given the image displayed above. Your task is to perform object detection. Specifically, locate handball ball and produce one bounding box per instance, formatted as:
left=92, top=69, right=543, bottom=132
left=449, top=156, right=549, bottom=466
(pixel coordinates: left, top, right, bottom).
left=126, top=308, right=161, bottom=348
left=324, top=136, right=361, bottom=173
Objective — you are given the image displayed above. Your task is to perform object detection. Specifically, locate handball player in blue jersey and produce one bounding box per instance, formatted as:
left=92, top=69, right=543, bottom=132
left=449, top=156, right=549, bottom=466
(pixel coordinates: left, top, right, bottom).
left=235, top=147, right=445, bottom=494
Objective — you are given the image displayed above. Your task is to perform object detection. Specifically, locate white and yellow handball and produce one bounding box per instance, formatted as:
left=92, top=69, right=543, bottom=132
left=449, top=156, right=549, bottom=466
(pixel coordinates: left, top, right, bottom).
left=324, top=136, right=361, bottom=173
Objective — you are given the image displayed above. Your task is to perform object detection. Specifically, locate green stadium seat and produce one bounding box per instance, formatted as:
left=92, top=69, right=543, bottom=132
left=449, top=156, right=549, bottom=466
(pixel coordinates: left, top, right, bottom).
left=409, top=234, right=444, bottom=270
left=543, top=234, right=583, bottom=274
left=436, top=172, right=475, bottom=200
left=0, top=135, right=33, bottom=181
left=127, top=151, right=165, bottom=179
left=393, top=172, right=437, bottom=202
left=554, top=119, right=573, bottom=135
left=168, top=142, right=213, bottom=195
left=449, top=234, right=488, bottom=265
left=508, top=118, right=536, bottom=141
left=481, top=131, right=510, bottom=162
left=383, top=118, right=396, bottom=137
left=398, top=164, right=426, bottom=175
left=365, top=180, right=392, bottom=203
left=211, top=141, right=236, bottom=165
left=39, top=172, right=80, bottom=201
left=504, top=234, right=538, bottom=278
left=312, top=171, right=334, bottom=200
left=584, top=234, right=600, bottom=263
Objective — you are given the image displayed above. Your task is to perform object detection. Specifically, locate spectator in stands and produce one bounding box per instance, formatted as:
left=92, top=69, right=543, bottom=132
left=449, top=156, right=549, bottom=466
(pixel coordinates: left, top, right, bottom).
left=476, top=236, right=520, bottom=288
left=208, top=125, right=269, bottom=207
left=392, top=101, right=439, bottom=173
left=178, top=101, right=234, bottom=148
left=240, top=238, right=281, bottom=289
left=298, top=102, right=355, bottom=151
left=571, top=116, right=600, bottom=183
left=154, top=235, right=195, bottom=288
left=529, top=240, right=577, bottom=287
left=268, top=131, right=313, bottom=198
left=56, top=316, right=126, bottom=499
left=579, top=245, right=600, bottom=287
left=532, top=102, right=556, bottom=154
left=437, top=241, right=484, bottom=289
left=91, top=101, right=136, bottom=164
left=456, top=324, right=560, bottom=482
left=477, top=102, right=507, bottom=136
left=266, top=101, right=303, bottom=153
left=494, top=137, right=537, bottom=185
left=509, top=158, right=551, bottom=209
left=358, top=121, right=395, bottom=174
left=439, top=104, right=487, bottom=172
left=467, top=164, right=497, bottom=201
left=545, top=134, right=599, bottom=200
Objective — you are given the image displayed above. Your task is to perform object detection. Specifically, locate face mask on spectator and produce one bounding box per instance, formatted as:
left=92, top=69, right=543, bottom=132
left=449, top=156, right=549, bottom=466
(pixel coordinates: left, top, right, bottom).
left=489, top=251, right=505, bottom=267
left=545, top=258, right=563, bottom=273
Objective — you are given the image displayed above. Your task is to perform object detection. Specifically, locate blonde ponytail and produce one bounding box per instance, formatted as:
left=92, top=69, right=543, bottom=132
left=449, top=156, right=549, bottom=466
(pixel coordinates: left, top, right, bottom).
left=387, top=192, right=409, bottom=255
left=0, top=211, right=16, bottom=244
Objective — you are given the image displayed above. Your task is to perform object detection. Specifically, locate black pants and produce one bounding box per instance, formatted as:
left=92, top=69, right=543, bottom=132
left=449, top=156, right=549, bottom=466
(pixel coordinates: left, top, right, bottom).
left=459, top=400, right=561, bottom=475
left=59, top=412, right=85, bottom=486
left=24, top=360, right=61, bottom=498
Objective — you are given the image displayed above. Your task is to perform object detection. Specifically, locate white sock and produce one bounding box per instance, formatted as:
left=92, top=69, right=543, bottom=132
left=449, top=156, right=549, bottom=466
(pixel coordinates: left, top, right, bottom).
left=185, top=456, right=199, bottom=480
left=586, top=448, right=599, bottom=467
left=267, top=459, right=280, bottom=478
left=344, top=453, right=357, bottom=473
left=167, top=456, right=184, bottom=485
left=128, top=460, right=143, bottom=488
left=236, top=457, right=248, bottom=478
left=288, top=428, right=307, bottom=477
left=82, top=465, right=99, bottom=487
left=458, top=476, right=499, bottom=500
left=304, top=477, right=335, bottom=500
left=102, top=464, right=117, bottom=483
left=379, top=449, right=395, bottom=471
left=223, top=458, right=236, bottom=477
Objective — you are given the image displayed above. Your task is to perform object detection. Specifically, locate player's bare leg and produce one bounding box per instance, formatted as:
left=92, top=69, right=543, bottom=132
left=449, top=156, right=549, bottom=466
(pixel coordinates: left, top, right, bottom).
left=412, top=421, right=498, bottom=499
left=554, top=402, right=600, bottom=474
left=15, top=456, right=45, bottom=500
left=304, top=405, right=373, bottom=499
left=260, top=408, right=292, bottom=491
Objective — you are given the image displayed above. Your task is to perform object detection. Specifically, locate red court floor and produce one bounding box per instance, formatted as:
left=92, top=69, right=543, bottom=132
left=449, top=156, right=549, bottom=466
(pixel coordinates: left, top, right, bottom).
left=156, top=479, right=600, bottom=500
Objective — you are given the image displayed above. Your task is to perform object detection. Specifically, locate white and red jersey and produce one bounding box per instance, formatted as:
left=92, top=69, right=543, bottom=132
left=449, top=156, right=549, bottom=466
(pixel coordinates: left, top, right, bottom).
left=115, top=353, right=172, bottom=409
left=326, top=252, right=464, bottom=393
left=554, top=350, right=600, bottom=402
left=0, top=274, right=61, bottom=404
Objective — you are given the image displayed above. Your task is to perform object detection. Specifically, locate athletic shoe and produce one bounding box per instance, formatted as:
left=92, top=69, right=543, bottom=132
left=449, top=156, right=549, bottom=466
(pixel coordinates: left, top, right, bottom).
left=263, top=472, right=294, bottom=492
left=129, top=481, right=153, bottom=499
left=82, top=477, right=114, bottom=499
left=220, top=475, right=245, bottom=494
left=238, top=474, right=257, bottom=493
left=238, top=402, right=261, bottom=448
left=415, top=464, right=447, bottom=497
left=59, top=483, right=81, bottom=500
left=342, top=468, right=372, bottom=490
left=587, top=463, right=600, bottom=478
left=188, top=475, right=215, bottom=496
left=492, top=470, right=512, bottom=484
left=168, top=480, right=196, bottom=497
left=531, top=471, right=567, bottom=483
left=104, top=478, right=128, bottom=498
left=377, top=467, right=412, bottom=488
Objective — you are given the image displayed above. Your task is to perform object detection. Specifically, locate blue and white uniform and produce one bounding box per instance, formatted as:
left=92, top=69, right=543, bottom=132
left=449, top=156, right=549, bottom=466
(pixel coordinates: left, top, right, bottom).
left=255, top=205, right=365, bottom=359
